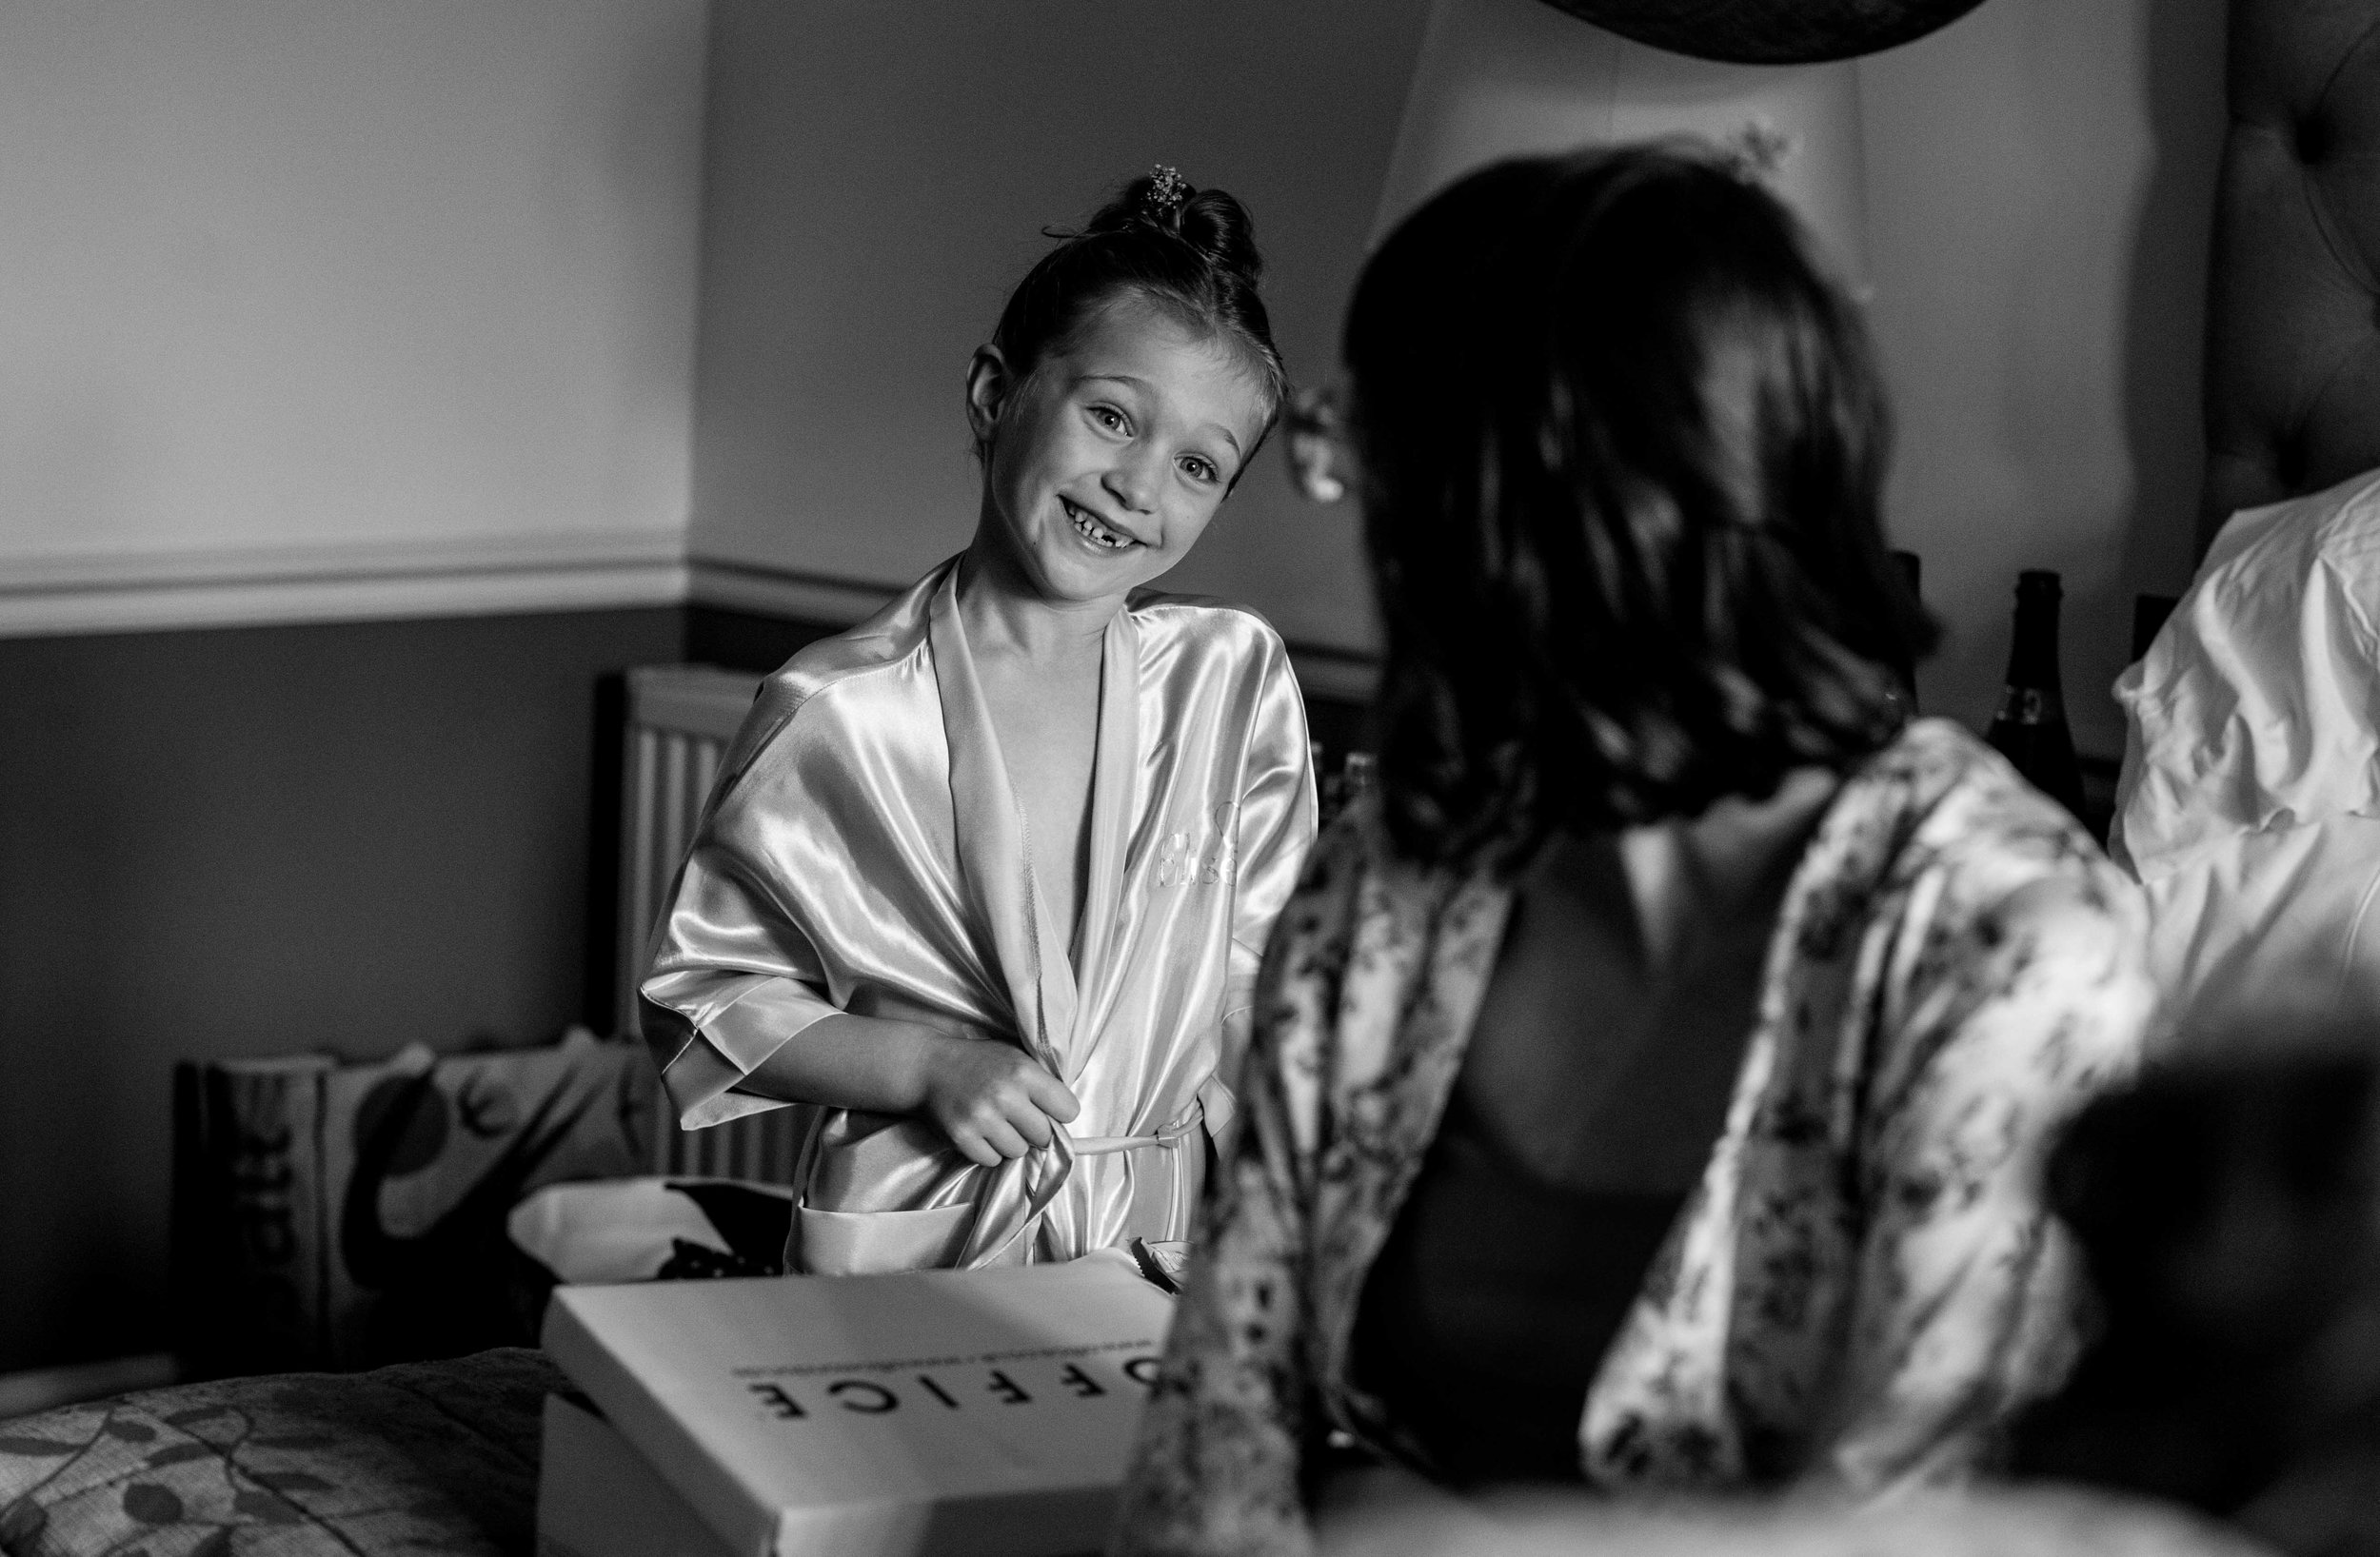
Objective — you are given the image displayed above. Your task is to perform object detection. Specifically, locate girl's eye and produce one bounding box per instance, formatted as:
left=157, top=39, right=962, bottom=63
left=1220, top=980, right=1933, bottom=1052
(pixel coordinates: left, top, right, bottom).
left=1180, top=456, right=1218, bottom=484
left=1090, top=406, right=1129, bottom=434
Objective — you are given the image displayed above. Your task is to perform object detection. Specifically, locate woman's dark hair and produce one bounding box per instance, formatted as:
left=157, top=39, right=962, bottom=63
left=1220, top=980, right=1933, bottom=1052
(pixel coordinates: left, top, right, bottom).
left=1349, top=143, right=1937, bottom=871
left=990, top=170, right=1289, bottom=445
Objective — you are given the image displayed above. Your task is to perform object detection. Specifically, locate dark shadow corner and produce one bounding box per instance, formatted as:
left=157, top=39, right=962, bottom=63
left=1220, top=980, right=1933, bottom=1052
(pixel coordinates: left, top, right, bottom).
left=2113, top=0, right=2229, bottom=653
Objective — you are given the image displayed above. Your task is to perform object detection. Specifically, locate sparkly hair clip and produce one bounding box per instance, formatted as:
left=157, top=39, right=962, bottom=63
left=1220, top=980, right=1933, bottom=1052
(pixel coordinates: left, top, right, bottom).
left=1144, top=165, right=1190, bottom=220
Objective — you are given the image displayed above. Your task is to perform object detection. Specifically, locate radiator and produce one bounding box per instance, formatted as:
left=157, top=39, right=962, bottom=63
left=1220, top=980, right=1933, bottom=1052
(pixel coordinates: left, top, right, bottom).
left=619, top=664, right=811, bottom=1183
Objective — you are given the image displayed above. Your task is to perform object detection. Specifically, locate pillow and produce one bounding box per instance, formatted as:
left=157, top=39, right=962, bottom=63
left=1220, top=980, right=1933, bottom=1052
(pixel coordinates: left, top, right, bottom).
left=2113, top=467, right=2380, bottom=877
left=174, top=1027, right=657, bottom=1376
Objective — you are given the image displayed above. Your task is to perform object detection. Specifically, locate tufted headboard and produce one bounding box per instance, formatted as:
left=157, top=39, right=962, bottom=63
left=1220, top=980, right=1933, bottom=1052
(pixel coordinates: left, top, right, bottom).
left=2196, top=0, right=2380, bottom=557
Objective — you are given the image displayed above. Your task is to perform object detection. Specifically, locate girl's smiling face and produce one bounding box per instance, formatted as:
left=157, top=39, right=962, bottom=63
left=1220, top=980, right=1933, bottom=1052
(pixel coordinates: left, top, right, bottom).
left=967, top=293, right=1270, bottom=609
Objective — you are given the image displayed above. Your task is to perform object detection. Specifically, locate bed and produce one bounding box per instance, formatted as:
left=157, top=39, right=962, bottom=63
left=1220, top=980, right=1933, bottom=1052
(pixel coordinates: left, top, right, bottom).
left=2112, top=0, right=2380, bottom=1041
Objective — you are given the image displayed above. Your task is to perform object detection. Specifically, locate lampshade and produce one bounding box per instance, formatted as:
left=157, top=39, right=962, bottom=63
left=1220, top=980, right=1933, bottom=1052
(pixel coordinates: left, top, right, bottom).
left=1541, top=0, right=1987, bottom=66
left=1373, top=0, right=1872, bottom=284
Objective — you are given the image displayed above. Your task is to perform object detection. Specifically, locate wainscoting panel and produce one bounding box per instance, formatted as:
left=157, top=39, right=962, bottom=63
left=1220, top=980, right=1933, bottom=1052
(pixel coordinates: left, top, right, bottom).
left=0, top=607, right=682, bottom=1375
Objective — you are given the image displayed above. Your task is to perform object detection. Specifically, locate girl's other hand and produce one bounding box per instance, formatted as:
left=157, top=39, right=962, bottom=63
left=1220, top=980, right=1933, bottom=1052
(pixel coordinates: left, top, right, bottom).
left=915, top=1035, right=1081, bottom=1166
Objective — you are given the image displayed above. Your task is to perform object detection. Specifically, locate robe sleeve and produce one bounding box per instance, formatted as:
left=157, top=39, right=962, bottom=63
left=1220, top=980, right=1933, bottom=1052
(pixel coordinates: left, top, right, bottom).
left=639, top=839, right=845, bottom=1131
left=1219, top=650, right=1319, bottom=1115
left=1817, top=849, right=2157, bottom=1490
left=638, top=681, right=851, bottom=1132
left=1110, top=819, right=1361, bottom=1557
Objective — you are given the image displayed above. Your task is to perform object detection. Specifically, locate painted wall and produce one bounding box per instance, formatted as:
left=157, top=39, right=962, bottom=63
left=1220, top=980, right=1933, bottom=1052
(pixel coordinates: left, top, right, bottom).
left=1860, top=0, right=2228, bottom=753
left=0, top=610, right=684, bottom=1376
left=0, top=0, right=706, bottom=572
left=0, top=0, right=708, bottom=1378
left=687, top=0, right=1434, bottom=653
left=1373, top=0, right=1871, bottom=276
left=690, top=0, right=2226, bottom=757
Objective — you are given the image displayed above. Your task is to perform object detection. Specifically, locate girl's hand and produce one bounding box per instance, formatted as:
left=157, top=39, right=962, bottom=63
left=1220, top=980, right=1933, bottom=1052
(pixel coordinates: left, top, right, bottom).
left=915, top=1036, right=1081, bottom=1167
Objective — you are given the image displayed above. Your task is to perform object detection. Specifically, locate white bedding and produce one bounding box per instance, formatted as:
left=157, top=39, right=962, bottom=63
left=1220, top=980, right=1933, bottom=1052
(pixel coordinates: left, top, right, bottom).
left=2113, top=467, right=2380, bottom=1036
left=2132, top=815, right=2380, bottom=1037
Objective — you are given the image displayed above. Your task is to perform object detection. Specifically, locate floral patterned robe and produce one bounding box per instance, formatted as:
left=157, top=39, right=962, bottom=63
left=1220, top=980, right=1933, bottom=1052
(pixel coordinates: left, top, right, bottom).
left=1112, top=719, right=2159, bottom=1555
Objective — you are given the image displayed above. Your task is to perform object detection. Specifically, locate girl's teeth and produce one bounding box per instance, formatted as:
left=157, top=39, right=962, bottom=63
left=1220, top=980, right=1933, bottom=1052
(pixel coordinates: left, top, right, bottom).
left=1070, top=507, right=1128, bottom=548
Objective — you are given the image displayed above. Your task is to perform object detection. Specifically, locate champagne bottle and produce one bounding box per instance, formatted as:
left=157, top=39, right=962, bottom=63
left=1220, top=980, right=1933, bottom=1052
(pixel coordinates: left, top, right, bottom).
left=1986, top=570, right=2085, bottom=818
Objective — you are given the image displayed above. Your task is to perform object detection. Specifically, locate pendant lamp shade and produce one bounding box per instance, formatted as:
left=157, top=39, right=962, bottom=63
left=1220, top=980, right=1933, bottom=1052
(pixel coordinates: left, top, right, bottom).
left=1540, top=0, right=1987, bottom=66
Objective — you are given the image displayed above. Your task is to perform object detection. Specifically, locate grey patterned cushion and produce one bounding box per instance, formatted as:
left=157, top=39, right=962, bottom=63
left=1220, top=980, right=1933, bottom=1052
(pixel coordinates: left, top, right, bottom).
left=0, top=1349, right=560, bottom=1556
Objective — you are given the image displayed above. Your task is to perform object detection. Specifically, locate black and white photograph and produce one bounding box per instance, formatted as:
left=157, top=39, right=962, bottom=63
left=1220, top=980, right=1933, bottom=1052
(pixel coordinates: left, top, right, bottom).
left=2, top=1, right=2375, bottom=1553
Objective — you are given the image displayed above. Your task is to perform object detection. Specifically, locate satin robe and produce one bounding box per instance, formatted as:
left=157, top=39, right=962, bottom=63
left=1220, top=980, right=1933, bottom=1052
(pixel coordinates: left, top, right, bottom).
left=640, top=558, right=1317, bottom=1273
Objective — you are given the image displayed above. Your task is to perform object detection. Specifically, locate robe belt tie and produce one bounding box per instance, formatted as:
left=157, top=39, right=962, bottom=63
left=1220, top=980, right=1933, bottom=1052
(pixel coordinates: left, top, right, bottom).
left=1065, top=1110, right=1202, bottom=1157
left=970, top=1089, right=1225, bottom=1268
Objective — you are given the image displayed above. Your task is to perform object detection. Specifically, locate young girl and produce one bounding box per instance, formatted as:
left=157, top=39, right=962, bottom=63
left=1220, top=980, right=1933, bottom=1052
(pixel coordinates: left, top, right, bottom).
left=640, top=168, right=1317, bottom=1275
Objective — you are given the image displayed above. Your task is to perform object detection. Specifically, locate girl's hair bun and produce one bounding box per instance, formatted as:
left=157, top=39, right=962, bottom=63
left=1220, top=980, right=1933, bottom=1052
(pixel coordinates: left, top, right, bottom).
left=991, top=166, right=1287, bottom=436
left=1081, top=167, right=1266, bottom=291
left=1178, top=188, right=1265, bottom=290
